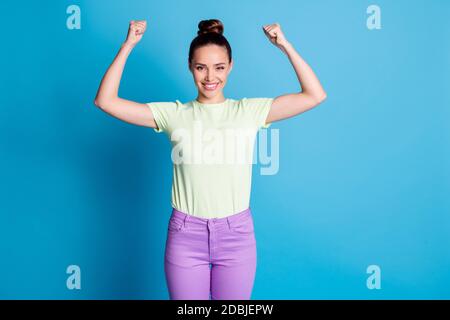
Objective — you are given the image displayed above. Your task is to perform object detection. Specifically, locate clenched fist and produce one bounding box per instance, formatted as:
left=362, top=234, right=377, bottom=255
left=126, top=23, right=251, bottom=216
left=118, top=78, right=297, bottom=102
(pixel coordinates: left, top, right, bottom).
left=124, top=20, right=147, bottom=47
left=262, top=23, right=289, bottom=50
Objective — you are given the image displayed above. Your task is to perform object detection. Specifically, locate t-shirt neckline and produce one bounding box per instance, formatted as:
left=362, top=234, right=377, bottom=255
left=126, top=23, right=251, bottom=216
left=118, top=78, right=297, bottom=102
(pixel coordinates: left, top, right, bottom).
left=194, top=98, right=229, bottom=107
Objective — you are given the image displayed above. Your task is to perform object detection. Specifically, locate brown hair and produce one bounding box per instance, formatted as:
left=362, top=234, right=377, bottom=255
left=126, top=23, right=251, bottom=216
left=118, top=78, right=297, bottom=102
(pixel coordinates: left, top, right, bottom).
left=188, top=19, right=232, bottom=65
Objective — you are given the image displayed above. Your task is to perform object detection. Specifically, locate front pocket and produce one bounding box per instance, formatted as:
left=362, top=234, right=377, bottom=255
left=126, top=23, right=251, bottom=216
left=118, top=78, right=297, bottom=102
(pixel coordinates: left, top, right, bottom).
left=230, top=216, right=254, bottom=234
left=168, top=217, right=185, bottom=232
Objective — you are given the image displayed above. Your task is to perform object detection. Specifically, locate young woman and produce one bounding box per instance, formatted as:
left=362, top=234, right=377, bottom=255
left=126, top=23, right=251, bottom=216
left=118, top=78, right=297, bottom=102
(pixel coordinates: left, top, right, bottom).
left=94, top=18, right=326, bottom=300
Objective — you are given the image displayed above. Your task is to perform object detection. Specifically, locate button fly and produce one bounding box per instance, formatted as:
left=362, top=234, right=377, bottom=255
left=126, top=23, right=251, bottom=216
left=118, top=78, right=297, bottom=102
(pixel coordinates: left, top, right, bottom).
left=207, top=219, right=215, bottom=261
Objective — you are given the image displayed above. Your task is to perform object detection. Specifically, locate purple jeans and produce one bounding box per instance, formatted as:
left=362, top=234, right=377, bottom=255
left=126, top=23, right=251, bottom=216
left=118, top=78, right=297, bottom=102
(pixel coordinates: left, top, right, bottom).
left=164, top=206, right=257, bottom=300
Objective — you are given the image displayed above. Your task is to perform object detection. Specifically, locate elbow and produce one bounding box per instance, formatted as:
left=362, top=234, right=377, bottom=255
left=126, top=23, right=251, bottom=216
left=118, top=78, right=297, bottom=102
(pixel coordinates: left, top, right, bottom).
left=93, top=97, right=108, bottom=109
left=93, top=95, right=102, bottom=107
left=303, top=91, right=327, bottom=105
left=315, top=92, right=327, bottom=104
left=94, top=95, right=117, bottom=109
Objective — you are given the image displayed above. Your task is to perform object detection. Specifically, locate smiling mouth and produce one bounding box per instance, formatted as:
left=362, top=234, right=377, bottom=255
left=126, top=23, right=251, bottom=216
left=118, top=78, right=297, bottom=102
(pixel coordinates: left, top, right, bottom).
left=202, top=82, right=219, bottom=90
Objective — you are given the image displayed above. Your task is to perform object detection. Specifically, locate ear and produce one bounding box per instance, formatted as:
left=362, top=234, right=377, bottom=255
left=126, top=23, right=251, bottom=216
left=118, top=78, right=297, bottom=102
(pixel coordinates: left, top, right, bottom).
left=228, top=59, right=233, bottom=73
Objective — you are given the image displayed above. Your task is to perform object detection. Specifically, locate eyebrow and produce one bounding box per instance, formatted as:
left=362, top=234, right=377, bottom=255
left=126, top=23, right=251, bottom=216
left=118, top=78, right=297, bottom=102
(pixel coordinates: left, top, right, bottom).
left=195, top=63, right=226, bottom=66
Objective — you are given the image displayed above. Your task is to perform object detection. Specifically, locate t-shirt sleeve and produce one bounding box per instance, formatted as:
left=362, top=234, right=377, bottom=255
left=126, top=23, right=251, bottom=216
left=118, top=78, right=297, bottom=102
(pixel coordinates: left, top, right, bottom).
left=241, top=97, right=274, bottom=129
left=146, top=101, right=179, bottom=133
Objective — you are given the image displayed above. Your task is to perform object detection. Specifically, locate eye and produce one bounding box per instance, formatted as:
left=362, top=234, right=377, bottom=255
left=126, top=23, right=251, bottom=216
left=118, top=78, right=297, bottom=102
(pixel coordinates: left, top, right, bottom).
left=217, top=67, right=225, bottom=70
left=196, top=66, right=203, bottom=70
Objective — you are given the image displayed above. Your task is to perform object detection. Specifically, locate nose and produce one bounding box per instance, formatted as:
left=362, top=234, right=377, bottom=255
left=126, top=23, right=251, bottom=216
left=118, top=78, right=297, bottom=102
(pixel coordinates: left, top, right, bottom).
left=206, top=69, right=214, bottom=81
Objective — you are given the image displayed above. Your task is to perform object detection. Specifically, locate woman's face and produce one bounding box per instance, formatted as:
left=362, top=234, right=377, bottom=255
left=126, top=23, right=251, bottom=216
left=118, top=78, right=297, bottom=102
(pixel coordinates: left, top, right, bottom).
left=189, top=44, right=233, bottom=100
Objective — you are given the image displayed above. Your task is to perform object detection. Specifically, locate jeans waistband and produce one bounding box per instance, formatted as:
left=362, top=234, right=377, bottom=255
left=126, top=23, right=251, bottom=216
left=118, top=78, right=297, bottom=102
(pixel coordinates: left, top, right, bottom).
left=171, top=207, right=252, bottom=226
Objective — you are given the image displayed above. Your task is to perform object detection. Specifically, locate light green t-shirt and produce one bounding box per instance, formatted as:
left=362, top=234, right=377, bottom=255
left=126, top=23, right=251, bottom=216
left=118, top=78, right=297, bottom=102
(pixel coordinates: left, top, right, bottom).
left=147, top=97, right=273, bottom=218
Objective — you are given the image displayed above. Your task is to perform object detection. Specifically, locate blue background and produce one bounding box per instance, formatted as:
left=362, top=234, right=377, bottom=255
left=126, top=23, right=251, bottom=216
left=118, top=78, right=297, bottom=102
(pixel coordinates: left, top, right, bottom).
left=1, top=0, right=449, bottom=299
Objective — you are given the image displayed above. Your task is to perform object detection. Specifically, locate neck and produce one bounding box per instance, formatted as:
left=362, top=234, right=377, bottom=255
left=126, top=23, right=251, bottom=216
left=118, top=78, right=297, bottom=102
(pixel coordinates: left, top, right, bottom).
left=196, top=93, right=226, bottom=104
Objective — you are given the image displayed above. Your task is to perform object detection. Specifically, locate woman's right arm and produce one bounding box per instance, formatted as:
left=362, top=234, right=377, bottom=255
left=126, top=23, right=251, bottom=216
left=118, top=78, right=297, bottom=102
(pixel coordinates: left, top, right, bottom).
left=94, top=20, right=158, bottom=129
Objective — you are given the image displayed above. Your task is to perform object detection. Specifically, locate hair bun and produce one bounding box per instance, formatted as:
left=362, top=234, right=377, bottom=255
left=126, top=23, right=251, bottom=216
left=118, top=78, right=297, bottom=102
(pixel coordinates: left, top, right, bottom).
left=197, top=19, right=224, bottom=36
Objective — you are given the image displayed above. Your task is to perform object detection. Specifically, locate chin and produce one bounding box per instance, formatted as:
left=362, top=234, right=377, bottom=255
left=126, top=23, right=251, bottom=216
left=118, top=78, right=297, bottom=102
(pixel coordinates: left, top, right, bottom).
left=203, top=91, right=220, bottom=96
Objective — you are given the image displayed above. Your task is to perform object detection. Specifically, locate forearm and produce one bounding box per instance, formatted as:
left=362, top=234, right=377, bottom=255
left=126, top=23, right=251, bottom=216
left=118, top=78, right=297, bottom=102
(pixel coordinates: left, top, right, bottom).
left=94, top=42, right=135, bottom=103
left=280, top=42, right=326, bottom=99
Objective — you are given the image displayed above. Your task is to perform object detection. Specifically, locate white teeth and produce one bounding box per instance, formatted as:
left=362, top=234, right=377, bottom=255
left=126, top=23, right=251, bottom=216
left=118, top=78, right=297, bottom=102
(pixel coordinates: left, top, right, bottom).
left=203, top=83, right=218, bottom=90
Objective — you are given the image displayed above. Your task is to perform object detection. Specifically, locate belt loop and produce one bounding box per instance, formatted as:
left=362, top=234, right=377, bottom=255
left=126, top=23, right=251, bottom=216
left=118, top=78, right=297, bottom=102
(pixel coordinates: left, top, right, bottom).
left=227, top=217, right=232, bottom=230
left=184, top=214, right=189, bottom=228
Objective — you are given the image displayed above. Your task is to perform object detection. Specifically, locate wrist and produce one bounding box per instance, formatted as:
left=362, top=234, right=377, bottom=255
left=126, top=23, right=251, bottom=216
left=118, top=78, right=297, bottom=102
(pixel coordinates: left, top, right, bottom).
left=121, top=41, right=136, bottom=50
left=279, top=41, right=292, bottom=53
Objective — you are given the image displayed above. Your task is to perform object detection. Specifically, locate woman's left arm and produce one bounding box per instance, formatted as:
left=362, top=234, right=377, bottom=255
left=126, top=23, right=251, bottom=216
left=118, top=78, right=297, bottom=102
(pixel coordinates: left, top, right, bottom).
left=262, top=23, right=327, bottom=124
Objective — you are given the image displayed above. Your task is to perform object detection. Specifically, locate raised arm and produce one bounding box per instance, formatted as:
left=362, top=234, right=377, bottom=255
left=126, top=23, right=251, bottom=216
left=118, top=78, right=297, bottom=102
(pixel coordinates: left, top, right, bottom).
left=94, top=20, right=158, bottom=129
left=262, top=23, right=327, bottom=124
